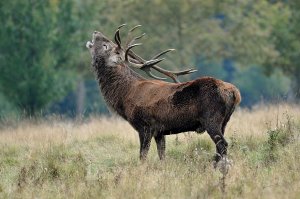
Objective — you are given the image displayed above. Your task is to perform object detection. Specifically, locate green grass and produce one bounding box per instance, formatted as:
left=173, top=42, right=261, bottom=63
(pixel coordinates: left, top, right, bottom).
left=0, top=105, right=300, bottom=198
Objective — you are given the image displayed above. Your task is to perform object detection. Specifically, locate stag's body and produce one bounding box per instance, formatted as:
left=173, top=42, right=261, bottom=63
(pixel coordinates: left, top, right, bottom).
left=87, top=28, right=241, bottom=162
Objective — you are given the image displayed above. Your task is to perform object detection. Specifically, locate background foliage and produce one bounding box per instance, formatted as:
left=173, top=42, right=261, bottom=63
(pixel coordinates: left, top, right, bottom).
left=0, top=0, right=299, bottom=117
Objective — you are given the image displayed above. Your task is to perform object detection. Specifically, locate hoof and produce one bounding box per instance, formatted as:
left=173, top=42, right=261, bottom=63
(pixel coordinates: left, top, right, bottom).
left=213, top=156, right=232, bottom=175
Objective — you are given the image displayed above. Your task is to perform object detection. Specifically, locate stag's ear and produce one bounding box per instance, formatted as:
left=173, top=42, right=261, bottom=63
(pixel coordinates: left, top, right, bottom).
left=105, top=47, right=123, bottom=65
left=114, top=46, right=123, bottom=55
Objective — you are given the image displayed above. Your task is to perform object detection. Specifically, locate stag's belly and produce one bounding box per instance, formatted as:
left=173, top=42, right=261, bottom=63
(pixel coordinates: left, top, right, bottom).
left=161, top=121, right=205, bottom=135
left=127, top=98, right=205, bottom=135
left=158, top=109, right=205, bottom=135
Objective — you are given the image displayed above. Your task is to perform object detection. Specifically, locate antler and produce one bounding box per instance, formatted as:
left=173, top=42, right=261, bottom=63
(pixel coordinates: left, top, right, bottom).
left=128, top=49, right=197, bottom=83
left=114, top=24, right=127, bottom=48
left=114, top=25, right=197, bottom=83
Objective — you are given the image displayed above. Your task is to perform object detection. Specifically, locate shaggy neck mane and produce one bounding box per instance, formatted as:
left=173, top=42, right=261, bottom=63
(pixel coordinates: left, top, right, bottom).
left=92, top=56, right=143, bottom=117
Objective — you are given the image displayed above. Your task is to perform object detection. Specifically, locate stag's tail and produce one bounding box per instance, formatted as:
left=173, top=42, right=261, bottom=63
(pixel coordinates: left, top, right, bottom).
left=218, top=82, right=241, bottom=122
left=232, top=87, right=241, bottom=106
left=228, top=88, right=241, bottom=120
left=219, top=85, right=241, bottom=132
left=219, top=82, right=241, bottom=106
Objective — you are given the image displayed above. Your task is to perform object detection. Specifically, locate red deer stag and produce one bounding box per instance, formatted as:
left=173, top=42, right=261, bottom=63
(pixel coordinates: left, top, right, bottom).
left=86, top=25, right=241, bottom=164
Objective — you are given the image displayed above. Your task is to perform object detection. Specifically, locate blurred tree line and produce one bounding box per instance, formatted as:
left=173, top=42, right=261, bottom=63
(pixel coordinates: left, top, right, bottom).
left=0, top=0, right=299, bottom=118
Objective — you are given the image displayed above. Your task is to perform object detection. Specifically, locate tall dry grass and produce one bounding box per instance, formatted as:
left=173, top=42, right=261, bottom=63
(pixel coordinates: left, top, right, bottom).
left=1, top=103, right=299, bottom=146
left=0, top=103, right=299, bottom=198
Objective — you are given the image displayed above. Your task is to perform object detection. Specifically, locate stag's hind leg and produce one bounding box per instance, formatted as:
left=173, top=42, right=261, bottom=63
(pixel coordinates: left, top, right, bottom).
left=138, top=131, right=153, bottom=161
left=221, top=108, right=235, bottom=135
left=154, top=134, right=166, bottom=160
left=206, top=125, right=228, bottom=163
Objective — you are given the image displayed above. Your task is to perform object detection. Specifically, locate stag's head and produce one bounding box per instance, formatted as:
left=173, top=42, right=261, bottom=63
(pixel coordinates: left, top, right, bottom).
left=86, top=30, right=124, bottom=67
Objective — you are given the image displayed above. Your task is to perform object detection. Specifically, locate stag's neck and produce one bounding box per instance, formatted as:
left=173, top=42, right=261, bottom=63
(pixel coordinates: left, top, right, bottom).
left=93, top=57, right=142, bottom=117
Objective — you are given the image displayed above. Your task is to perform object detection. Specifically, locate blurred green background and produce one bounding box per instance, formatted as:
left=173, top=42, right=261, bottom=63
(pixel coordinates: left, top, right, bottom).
left=0, top=0, right=299, bottom=118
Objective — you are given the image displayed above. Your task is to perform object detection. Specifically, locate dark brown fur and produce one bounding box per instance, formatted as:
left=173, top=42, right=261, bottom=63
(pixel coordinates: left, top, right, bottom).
left=87, top=31, right=241, bottom=162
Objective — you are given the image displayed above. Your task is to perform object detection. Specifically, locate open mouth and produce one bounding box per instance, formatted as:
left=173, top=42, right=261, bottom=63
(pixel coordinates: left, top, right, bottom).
left=86, top=33, right=95, bottom=49
left=86, top=39, right=94, bottom=49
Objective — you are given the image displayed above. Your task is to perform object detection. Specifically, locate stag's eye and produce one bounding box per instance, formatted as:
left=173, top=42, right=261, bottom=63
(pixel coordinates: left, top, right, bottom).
left=103, top=44, right=108, bottom=50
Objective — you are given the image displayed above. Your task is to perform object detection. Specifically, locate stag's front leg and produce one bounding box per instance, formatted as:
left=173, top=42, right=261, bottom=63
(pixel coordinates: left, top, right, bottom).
left=154, top=134, right=166, bottom=160
left=138, top=131, right=153, bottom=161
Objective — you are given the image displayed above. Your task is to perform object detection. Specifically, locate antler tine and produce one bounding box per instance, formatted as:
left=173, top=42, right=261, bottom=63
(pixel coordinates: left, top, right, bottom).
left=126, top=57, right=166, bottom=80
left=125, top=25, right=143, bottom=47
left=129, top=58, right=168, bottom=80
left=114, top=29, right=121, bottom=48
left=125, top=43, right=142, bottom=62
left=175, top=69, right=198, bottom=75
left=118, top=23, right=127, bottom=29
left=152, top=49, right=176, bottom=60
left=114, top=24, right=127, bottom=48
left=142, top=67, right=167, bottom=80
left=151, top=65, right=197, bottom=83
left=151, top=65, right=180, bottom=83
left=128, top=33, right=146, bottom=46
left=126, top=47, right=165, bottom=70
left=126, top=50, right=172, bottom=80
left=130, top=24, right=142, bottom=32
left=143, top=58, right=165, bottom=67
left=128, top=50, right=146, bottom=63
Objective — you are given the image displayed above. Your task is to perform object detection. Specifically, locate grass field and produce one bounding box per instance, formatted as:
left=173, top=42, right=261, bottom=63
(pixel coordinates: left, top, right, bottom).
left=0, top=104, right=300, bottom=198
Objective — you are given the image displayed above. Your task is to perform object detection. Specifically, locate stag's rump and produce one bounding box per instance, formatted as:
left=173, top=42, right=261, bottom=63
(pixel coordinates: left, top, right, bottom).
left=169, top=77, right=240, bottom=134
left=172, top=76, right=240, bottom=113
